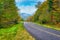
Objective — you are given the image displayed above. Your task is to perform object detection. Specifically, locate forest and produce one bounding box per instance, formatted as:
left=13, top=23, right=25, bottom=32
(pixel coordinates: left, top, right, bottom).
left=0, top=0, right=34, bottom=40
left=27, top=0, right=60, bottom=29
left=0, top=0, right=60, bottom=40
left=0, top=0, right=21, bottom=28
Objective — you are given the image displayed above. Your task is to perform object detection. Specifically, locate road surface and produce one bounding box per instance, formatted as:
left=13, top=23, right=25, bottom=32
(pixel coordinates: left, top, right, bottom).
left=24, top=22, right=60, bottom=40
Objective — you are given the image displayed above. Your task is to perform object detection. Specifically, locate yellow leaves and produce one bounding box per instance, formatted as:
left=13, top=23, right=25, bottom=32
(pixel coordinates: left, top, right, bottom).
left=52, top=5, right=58, bottom=8
left=53, top=0, right=58, bottom=2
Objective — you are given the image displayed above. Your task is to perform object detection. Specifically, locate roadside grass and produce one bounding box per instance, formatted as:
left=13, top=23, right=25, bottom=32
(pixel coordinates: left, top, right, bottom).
left=15, top=22, right=35, bottom=40
left=41, top=24, right=60, bottom=31
left=35, top=22, right=60, bottom=31
left=0, top=24, right=18, bottom=40
left=0, top=22, right=35, bottom=40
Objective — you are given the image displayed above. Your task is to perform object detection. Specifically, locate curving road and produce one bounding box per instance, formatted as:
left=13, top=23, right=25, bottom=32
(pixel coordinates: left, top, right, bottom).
left=24, top=22, right=60, bottom=40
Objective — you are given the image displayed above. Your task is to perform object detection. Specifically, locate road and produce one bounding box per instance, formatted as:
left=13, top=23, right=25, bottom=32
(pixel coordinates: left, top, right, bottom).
left=24, top=22, right=60, bottom=40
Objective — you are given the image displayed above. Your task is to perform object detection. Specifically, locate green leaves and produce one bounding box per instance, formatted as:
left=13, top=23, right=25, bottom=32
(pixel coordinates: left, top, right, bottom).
left=0, top=0, right=21, bottom=28
left=29, top=0, right=60, bottom=26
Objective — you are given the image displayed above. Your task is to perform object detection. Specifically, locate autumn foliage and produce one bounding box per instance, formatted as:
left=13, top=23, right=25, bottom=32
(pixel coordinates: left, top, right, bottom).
left=27, top=0, right=60, bottom=27
left=0, top=0, right=21, bottom=28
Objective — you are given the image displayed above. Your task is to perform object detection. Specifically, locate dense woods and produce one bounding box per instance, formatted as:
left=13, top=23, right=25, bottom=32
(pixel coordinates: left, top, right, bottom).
left=27, top=0, right=60, bottom=27
left=0, top=0, right=21, bottom=28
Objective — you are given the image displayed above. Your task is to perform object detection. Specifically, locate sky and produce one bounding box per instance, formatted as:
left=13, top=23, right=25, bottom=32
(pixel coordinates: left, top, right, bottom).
left=15, top=0, right=45, bottom=15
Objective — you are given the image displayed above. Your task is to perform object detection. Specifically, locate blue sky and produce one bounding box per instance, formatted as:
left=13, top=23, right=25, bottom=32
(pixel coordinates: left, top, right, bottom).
left=15, top=0, right=45, bottom=15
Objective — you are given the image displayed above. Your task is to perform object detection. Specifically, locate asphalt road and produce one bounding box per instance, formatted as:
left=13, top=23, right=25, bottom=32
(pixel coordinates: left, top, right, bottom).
left=24, top=22, right=60, bottom=40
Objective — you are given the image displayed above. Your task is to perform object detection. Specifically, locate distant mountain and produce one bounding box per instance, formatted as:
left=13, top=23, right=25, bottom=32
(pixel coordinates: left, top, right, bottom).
left=20, top=13, right=32, bottom=20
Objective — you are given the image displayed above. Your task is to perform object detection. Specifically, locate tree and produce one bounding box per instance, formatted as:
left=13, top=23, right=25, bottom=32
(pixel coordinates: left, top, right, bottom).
left=27, top=0, right=60, bottom=28
left=0, top=0, right=21, bottom=28
left=48, top=0, right=60, bottom=24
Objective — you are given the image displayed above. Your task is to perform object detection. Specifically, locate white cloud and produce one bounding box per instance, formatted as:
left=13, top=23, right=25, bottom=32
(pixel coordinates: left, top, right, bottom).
left=15, top=0, right=45, bottom=3
left=15, top=0, right=45, bottom=15
left=18, top=6, right=37, bottom=14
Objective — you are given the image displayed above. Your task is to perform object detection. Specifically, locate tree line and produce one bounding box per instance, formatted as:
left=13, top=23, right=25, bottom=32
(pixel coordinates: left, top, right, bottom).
left=27, top=0, right=60, bottom=27
left=0, top=0, right=21, bottom=28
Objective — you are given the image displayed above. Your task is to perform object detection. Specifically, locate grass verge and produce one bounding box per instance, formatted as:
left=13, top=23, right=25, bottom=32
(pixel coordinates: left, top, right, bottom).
left=0, top=24, right=18, bottom=40
left=15, top=22, right=35, bottom=40
left=35, top=22, right=60, bottom=31
left=0, top=22, right=35, bottom=40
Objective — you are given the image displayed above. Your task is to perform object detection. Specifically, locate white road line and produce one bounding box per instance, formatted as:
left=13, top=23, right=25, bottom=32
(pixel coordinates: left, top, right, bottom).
left=30, top=25, right=60, bottom=38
